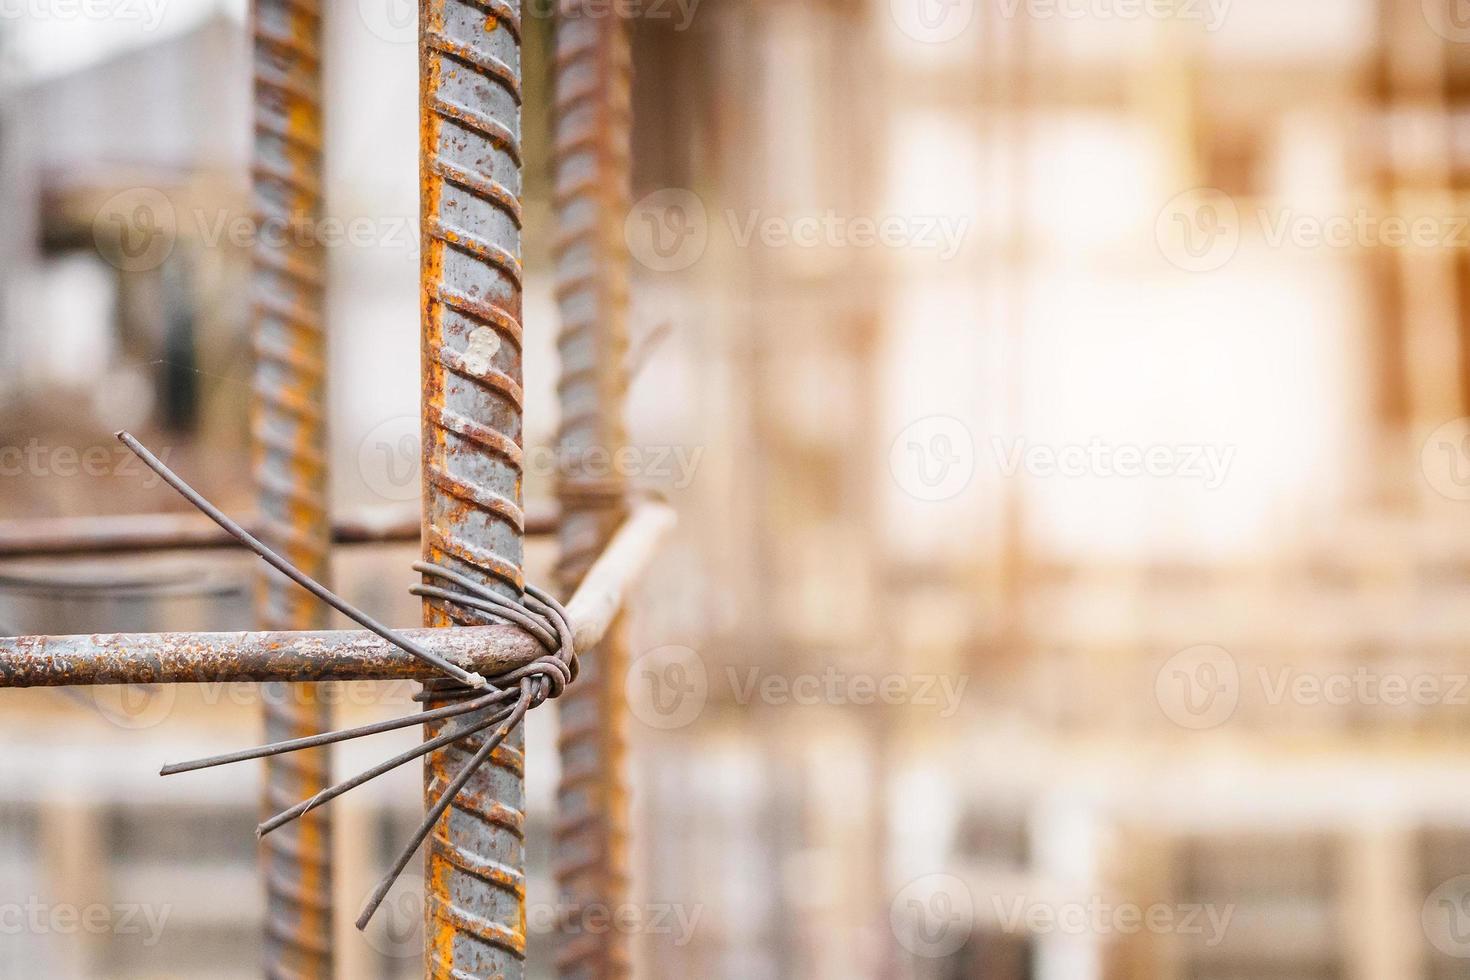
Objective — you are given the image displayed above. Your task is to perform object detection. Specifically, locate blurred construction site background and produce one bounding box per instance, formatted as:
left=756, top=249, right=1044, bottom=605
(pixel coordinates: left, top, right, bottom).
left=7, top=0, right=1470, bottom=977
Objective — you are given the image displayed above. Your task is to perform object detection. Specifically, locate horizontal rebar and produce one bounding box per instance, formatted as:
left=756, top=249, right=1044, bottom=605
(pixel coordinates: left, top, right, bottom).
left=0, top=503, right=560, bottom=560
left=0, top=499, right=674, bottom=688
left=0, top=625, right=539, bottom=688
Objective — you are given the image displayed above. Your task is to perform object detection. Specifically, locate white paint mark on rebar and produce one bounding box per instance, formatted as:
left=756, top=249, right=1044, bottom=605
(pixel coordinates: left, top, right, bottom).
left=464, top=326, right=502, bottom=377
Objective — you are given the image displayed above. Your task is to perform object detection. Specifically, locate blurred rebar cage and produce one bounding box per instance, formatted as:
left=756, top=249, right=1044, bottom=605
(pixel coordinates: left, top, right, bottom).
left=13, top=1, right=1470, bottom=979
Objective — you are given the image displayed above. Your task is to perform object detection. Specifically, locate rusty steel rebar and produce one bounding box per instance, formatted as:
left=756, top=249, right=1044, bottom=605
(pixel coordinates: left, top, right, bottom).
left=417, top=0, right=530, bottom=974
left=551, top=6, right=635, bottom=976
left=0, top=624, right=539, bottom=688
left=249, top=0, right=335, bottom=972
left=0, top=500, right=673, bottom=689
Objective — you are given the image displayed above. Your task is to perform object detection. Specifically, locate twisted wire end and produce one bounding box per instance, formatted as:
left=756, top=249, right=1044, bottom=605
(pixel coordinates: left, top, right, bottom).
left=113, top=434, right=577, bottom=929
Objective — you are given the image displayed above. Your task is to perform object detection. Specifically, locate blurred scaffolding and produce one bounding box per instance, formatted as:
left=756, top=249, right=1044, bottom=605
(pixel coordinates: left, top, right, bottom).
left=8, top=1, right=1470, bottom=979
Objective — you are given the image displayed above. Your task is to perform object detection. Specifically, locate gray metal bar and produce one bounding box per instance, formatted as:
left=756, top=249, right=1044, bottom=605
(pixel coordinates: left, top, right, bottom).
left=417, top=2, right=528, bottom=970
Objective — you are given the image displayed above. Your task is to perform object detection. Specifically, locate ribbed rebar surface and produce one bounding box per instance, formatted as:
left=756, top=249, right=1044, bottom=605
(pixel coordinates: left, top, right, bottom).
left=249, top=0, right=335, bottom=975
left=418, top=1, right=528, bottom=976
left=552, top=7, right=633, bottom=979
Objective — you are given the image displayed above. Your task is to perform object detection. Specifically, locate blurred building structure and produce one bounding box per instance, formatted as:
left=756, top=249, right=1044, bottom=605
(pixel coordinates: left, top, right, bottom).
left=624, top=1, right=1470, bottom=979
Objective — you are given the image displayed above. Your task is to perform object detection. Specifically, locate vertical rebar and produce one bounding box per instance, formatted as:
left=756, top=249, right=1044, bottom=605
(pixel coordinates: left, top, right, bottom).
left=418, top=1, right=527, bottom=977
left=551, top=5, right=633, bottom=978
left=249, top=0, right=335, bottom=975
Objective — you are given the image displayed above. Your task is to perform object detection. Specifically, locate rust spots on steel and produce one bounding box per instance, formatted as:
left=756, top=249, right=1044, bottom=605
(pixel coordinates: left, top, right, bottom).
left=419, top=0, right=529, bottom=975
left=0, top=626, right=544, bottom=688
